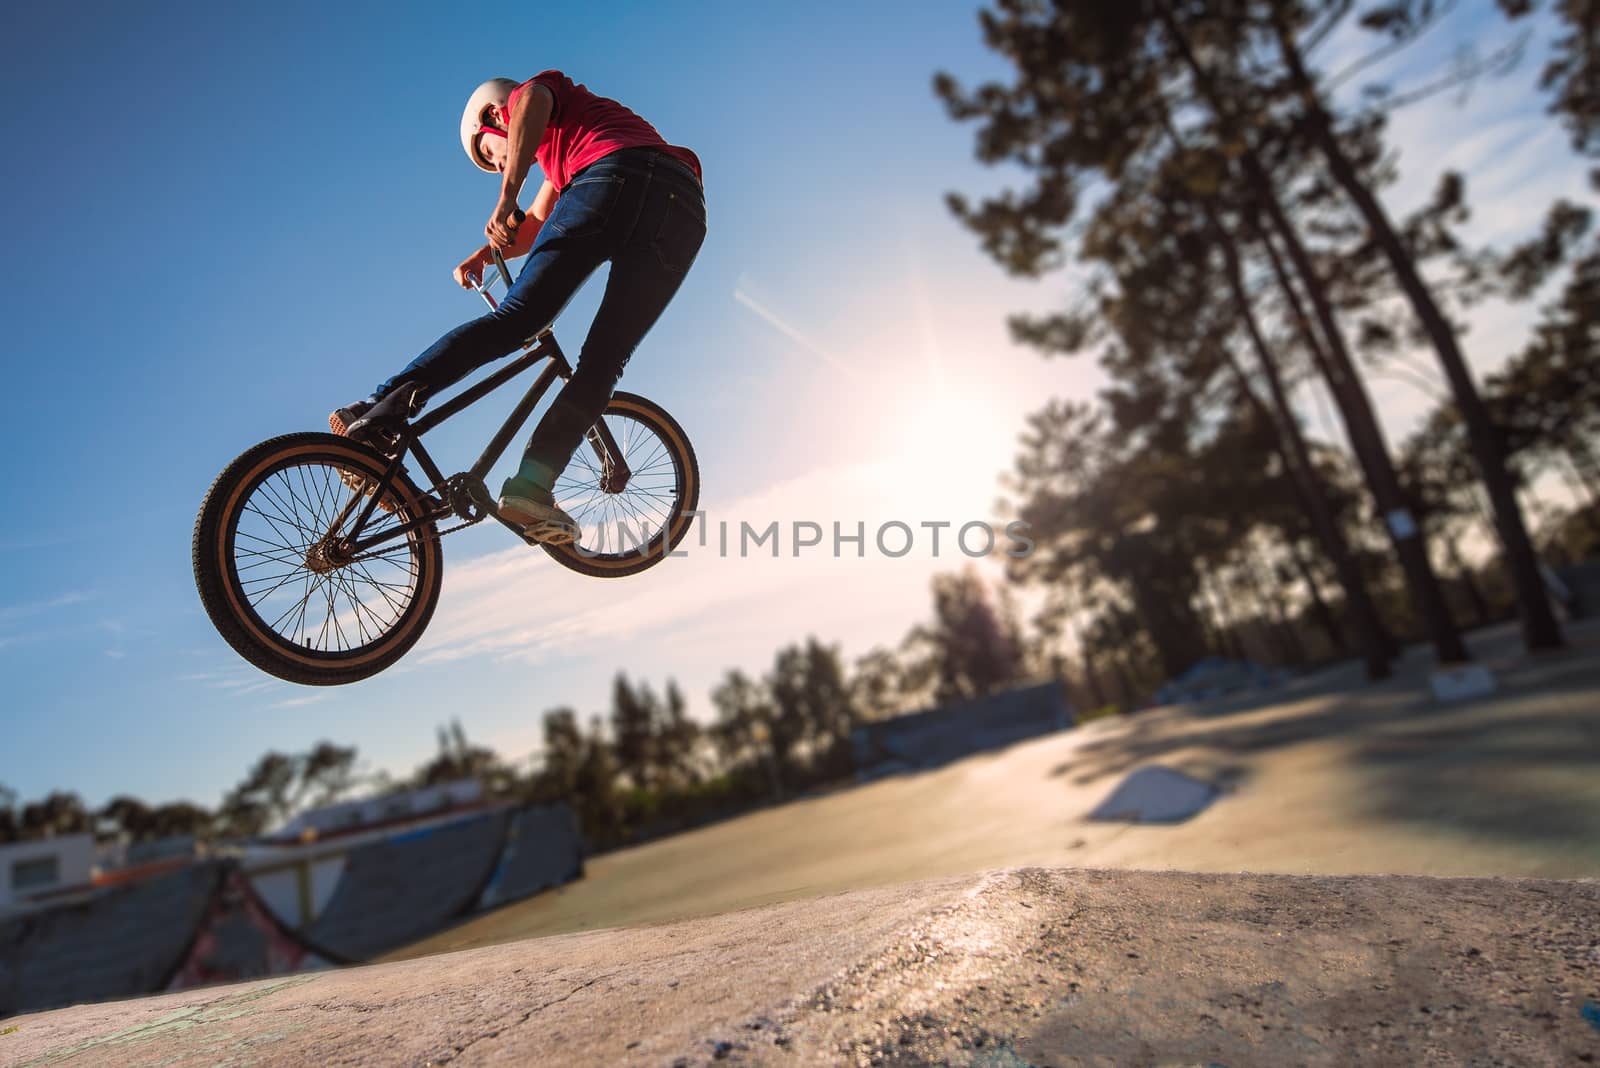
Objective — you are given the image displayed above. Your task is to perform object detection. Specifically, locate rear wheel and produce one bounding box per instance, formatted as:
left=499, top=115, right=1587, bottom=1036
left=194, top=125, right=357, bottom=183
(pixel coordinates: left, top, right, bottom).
left=192, top=432, right=444, bottom=685
left=543, top=391, right=700, bottom=578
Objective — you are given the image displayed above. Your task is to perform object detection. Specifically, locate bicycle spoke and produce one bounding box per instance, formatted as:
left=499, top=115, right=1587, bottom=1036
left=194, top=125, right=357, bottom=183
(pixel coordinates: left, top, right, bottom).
left=269, top=571, right=318, bottom=635
left=243, top=498, right=311, bottom=555
left=260, top=475, right=319, bottom=543
left=244, top=563, right=316, bottom=605
left=340, top=570, right=398, bottom=643
left=549, top=411, right=687, bottom=559
left=244, top=490, right=309, bottom=544
left=294, top=571, right=315, bottom=647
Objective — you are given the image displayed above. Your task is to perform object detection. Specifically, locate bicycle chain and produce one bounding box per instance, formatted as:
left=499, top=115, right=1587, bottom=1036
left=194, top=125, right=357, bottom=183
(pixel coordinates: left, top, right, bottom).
left=332, top=471, right=488, bottom=566
left=338, top=512, right=487, bottom=567
left=333, top=472, right=551, bottom=568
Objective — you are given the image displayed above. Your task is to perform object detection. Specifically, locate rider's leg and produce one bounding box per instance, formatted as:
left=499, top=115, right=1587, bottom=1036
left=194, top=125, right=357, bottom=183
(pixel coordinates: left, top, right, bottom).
left=506, top=165, right=707, bottom=507
left=340, top=169, right=638, bottom=436
left=360, top=230, right=608, bottom=412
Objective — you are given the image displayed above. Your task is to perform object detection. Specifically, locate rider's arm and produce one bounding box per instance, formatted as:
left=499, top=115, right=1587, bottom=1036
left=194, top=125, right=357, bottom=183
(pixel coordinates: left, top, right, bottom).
left=500, top=84, right=554, bottom=205
left=530, top=179, right=559, bottom=223
left=505, top=181, right=559, bottom=256
left=457, top=179, right=559, bottom=286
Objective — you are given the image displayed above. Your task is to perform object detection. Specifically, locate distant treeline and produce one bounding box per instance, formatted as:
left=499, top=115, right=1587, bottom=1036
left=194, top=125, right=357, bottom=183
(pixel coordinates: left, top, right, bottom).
left=3, top=569, right=1039, bottom=852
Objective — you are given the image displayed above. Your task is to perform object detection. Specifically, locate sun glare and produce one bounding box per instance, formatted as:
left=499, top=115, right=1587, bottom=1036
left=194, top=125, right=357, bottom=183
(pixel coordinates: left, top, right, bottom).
left=884, top=372, right=1015, bottom=523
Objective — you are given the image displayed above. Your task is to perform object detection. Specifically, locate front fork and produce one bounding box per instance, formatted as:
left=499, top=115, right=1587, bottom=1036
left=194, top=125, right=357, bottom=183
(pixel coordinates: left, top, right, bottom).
left=587, top=423, right=632, bottom=493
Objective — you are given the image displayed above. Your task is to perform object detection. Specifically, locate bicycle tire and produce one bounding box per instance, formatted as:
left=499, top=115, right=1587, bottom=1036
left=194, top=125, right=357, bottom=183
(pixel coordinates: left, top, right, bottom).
left=192, top=432, right=444, bottom=685
left=542, top=391, right=701, bottom=578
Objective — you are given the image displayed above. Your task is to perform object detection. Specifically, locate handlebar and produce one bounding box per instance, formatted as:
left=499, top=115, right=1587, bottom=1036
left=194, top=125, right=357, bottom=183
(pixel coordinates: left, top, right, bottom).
left=468, top=208, right=526, bottom=310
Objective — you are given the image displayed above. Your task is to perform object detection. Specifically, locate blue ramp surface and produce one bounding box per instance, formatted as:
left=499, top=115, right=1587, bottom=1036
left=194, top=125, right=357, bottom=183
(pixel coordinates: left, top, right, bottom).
left=307, top=810, right=510, bottom=960
left=477, top=803, right=584, bottom=910
left=0, top=862, right=217, bottom=1017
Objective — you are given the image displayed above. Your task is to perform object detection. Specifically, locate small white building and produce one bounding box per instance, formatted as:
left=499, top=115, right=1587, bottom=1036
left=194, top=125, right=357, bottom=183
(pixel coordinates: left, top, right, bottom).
left=0, top=834, right=97, bottom=911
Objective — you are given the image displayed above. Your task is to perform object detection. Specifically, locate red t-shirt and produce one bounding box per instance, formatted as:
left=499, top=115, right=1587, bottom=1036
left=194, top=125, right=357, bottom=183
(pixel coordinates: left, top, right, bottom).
left=506, top=71, right=702, bottom=192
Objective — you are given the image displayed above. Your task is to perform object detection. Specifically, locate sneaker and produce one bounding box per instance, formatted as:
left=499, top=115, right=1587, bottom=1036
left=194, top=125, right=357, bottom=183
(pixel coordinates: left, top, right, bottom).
left=329, top=401, right=372, bottom=437
left=344, top=382, right=425, bottom=447
left=325, top=400, right=396, bottom=511
left=498, top=478, right=579, bottom=545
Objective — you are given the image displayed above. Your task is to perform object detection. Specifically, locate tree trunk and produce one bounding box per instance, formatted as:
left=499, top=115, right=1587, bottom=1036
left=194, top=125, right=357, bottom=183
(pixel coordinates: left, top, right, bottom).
left=1201, top=569, right=1246, bottom=660
left=1192, top=172, right=1390, bottom=676
left=1157, top=3, right=1470, bottom=664
left=1290, top=535, right=1348, bottom=655
left=1081, top=654, right=1108, bottom=711
left=1062, top=590, right=1110, bottom=711
left=1107, top=642, right=1138, bottom=709
left=1255, top=207, right=1470, bottom=662
left=1442, top=533, right=1491, bottom=627
left=1239, top=543, right=1307, bottom=667
left=1568, top=441, right=1600, bottom=503
left=1227, top=569, right=1274, bottom=664
left=1273, top=20, right=1563, bottom=654
left=1565, top=446, right=1600, bottom=538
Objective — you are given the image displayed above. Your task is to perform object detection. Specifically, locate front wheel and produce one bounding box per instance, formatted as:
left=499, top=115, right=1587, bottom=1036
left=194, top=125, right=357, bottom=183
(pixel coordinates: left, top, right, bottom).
left=192, top=432, right=444, bottom=685
left=543, top=391, right=700, bottom=578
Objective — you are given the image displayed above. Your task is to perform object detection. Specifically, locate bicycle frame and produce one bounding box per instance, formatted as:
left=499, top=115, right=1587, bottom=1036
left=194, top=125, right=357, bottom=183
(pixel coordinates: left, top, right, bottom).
left=333, top=252, right=631, bottom=558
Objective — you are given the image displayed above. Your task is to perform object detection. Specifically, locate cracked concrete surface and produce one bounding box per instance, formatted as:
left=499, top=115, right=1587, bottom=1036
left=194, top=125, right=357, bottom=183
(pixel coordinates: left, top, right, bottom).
left=4, top=868, right=1598, bottom=1066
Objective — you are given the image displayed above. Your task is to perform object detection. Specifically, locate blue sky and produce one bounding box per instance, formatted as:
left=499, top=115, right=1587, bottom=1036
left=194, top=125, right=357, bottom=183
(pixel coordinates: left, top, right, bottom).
left=1, top=1, right=1589, bottom=811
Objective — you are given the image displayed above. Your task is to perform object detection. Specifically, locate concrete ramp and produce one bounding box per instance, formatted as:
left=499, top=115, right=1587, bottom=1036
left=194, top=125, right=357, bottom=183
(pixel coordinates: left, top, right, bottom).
left=166, top=869, right=348, bottom=990
left=0, top=863, right=216, bottom=1018
left=852, top=681, right=1070, bottom=778
left=476, top=804, right=585, bottom=911
left=305, top=810, right=510, bottom=961
left=6, top=868, right=1597, bottom=1066
left=1088, top=765, right=1221, bottom=823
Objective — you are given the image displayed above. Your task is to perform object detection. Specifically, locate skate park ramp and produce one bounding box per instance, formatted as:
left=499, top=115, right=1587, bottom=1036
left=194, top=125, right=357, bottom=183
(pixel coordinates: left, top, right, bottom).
left=303, top=809, right=511, bottom=961
left=0, top=862, right=350, bottom=1020
left=5, top=868, right=1598, bottom=1066
left=475, top=804, right=585, bottom=911
left=851, top=680, right=1070, bottom=778
left=0, top=863, right=216, bottom=1019
left=1087, top=764, right=1221, bottom=823
left=165, top=868, right=347, bottom=991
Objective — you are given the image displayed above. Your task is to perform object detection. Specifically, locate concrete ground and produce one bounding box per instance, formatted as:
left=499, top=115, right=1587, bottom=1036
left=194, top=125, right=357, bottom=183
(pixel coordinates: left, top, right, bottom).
left=5, top=617, right=1599, bottom=1066
left=4, top=869, right=1597, bottom=1066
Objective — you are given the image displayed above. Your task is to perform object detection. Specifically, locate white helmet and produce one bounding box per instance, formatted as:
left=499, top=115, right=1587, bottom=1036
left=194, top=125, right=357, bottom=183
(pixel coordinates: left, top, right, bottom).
left=460, top=78, right=520, bottom=172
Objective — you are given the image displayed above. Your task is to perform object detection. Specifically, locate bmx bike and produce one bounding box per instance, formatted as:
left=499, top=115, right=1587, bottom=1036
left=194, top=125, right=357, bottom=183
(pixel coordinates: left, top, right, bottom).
left=191, top=249, right=700, bottom=686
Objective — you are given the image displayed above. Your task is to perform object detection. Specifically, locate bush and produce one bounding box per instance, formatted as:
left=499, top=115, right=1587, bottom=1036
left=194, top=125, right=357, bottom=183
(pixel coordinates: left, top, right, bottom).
left=1075, top=703, right=1122, bottom=725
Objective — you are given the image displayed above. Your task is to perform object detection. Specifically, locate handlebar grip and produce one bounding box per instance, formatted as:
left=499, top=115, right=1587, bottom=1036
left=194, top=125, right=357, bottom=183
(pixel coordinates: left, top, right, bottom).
left=488, top=208, right=525, bottom=291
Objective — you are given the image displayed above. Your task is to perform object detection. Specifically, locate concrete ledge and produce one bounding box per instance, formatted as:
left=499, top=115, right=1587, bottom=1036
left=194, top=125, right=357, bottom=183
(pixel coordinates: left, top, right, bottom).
left=4, top=868, right=1598, bottom=1066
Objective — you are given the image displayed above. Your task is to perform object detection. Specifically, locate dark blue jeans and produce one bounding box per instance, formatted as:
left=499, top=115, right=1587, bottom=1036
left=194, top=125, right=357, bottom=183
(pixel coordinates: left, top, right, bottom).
left=373, top=147, right=707, bottom=477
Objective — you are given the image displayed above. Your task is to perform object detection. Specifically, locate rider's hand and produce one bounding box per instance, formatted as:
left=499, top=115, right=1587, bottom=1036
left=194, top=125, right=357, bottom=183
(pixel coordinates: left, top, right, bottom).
left=453, top=247, right=493, bottom=290
left=485, top=196, right=523, bottom=250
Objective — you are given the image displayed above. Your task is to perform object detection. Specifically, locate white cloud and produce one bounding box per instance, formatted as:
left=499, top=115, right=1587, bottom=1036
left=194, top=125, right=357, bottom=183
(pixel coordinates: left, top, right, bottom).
left=272, top=694, right=329, bottom=709
left=0, top=590, right=93, bottom=622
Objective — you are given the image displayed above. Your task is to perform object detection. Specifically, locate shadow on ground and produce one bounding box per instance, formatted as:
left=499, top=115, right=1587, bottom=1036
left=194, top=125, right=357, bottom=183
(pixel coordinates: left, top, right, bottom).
left=1052, top=620, right=1600, bottom=847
